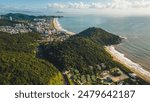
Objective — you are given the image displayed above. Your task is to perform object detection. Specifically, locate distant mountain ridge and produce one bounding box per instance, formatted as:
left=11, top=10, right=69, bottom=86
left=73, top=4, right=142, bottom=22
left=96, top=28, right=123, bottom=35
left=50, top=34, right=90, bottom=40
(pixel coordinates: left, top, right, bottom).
left=0, top=19, right=20, bottom=26
left=0, top=13, right=63, bottom=21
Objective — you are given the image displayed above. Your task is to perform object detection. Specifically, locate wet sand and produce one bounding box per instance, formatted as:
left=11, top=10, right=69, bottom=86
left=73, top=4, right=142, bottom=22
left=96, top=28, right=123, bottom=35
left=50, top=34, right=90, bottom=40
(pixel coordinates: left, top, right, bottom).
left=52, top=18, right=75, bottom=35
left=105, top=46, right=150, bottom=83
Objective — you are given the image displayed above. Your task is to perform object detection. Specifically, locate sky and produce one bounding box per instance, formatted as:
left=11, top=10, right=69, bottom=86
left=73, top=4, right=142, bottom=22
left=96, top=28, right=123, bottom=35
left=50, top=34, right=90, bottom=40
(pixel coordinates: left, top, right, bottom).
left=1, top=0, right=150, bottom=16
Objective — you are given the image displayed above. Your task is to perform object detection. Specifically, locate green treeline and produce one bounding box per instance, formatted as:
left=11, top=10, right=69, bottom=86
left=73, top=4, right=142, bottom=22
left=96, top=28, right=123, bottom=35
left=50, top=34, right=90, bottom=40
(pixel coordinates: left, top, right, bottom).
left=0, top=32, right=40, bottom=53
left=40, top=27, right=134, bottom=84
left=0, top=24, right=148, bottom=85
left=0, top=31, right=64, bottom=85
left=77, top=27, right=122, bottom=45
left=0, top=52, right=62, bottom=84
left=0, top=19, right=21, bottom=26
left=41, top=27, right=124, bottom=72
left=1, top=13, right=61, bottom=22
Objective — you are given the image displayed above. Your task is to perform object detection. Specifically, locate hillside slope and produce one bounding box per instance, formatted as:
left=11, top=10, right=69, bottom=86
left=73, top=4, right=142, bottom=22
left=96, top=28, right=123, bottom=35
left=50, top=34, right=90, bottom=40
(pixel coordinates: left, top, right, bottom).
left=40, top=27, right=131, bottom=84
left=77, top=27, right=122, bottom=45
left=0, top=31, right=64, bottom=85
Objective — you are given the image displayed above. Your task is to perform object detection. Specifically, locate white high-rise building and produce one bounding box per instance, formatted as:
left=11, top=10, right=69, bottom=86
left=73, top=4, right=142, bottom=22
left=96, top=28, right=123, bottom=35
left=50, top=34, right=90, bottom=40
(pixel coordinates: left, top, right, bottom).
left=10, top=16, right=12, bottom=21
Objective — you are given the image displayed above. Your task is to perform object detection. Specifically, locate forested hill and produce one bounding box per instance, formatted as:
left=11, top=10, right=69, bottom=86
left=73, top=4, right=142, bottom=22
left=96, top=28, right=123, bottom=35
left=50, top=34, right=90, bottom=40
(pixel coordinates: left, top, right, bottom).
left=0, top=25, right=147, bottom=85
left=77, top=27, right=122, bottom=45
left=0, top=19, right=21, bottom=26
left=0, top=32, right=64, bottom=85
left=1, top=13, right=63, bottom=21
left=41, top=27, right=124, bottom=71
left=40, top=27, right=137, bottom=84
left=1, top=13, right=48, bottom=21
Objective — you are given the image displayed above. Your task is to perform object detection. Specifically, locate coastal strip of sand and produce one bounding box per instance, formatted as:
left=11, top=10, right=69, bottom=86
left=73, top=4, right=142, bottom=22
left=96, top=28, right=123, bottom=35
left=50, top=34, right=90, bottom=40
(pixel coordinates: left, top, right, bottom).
left=105, top=46, right=150, bottom=83
left=50, top=17, right=150, bottom=83
left=52, top=18, right=75, bottom=35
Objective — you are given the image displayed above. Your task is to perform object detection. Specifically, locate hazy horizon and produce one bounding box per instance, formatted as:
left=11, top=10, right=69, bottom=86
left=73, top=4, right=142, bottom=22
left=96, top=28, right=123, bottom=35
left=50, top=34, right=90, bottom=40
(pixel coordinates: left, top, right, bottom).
left=1, top=0, right=150, bottom=16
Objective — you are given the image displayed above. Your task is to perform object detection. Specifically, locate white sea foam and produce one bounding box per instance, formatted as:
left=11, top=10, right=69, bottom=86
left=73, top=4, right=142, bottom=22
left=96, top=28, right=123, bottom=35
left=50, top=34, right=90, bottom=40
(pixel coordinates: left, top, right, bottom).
left=119, top=35, right=127, bottom=40
left=53, top=18, right=75, bottom=35
left=54, top=17, right=150, bottom=82
left=106, top=46, right=150, bottom=81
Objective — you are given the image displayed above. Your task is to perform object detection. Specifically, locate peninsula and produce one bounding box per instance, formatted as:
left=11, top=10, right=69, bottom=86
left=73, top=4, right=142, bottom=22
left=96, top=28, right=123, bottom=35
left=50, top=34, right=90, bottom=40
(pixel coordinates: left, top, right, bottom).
left=40, top=20, right=149, bottom=85
left=0, top=13, right=149, bottom=85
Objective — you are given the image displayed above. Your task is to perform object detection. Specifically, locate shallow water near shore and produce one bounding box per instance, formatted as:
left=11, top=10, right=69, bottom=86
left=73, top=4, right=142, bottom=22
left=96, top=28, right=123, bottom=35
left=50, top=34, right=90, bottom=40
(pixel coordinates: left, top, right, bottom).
left=58, top=14, right=150, bottom=72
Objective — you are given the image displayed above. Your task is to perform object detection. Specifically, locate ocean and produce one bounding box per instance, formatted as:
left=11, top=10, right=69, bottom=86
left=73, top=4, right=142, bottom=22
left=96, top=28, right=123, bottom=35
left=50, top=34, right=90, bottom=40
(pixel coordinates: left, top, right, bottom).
left=58, top=14, right=150, bottom=72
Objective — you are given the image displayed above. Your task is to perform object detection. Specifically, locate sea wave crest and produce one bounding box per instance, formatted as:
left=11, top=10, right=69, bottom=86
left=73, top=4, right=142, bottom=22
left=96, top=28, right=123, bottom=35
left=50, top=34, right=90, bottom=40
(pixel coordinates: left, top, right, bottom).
left=106, top=46, right=150, bottom=81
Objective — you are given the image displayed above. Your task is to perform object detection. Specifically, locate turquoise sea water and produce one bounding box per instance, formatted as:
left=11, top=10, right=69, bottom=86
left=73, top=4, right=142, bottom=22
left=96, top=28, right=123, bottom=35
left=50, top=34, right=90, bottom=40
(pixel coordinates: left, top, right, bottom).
left=59, top=14, right=150, bottom=71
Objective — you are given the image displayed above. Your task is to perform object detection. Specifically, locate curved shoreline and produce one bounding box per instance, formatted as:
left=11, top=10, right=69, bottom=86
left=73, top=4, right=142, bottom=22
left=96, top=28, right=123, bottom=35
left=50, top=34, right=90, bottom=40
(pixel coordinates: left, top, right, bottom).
left=51, top=17, right=150, bottom=83
left=52, top=18, right=75, bottom=35
left=105, top=46, right=150, bottom=83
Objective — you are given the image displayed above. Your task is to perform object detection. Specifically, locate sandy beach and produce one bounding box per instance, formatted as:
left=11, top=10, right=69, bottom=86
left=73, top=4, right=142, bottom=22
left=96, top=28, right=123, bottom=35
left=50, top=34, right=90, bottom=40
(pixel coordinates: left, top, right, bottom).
left=51, top=17, right=150, bottom=83
left=52, top=18, right=75, bottom=35
left=105, top=46, right=150, bottom=83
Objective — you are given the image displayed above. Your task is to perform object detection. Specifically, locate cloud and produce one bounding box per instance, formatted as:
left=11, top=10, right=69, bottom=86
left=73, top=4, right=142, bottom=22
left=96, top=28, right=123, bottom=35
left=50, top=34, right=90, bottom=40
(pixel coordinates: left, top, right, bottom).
left=48, top=2, right=90, bottom=9
left=68, top=2, right=90, bottom=9
left=111, top=0, right=150, bottom=8
left=47, top=0, right=150, bottom=9
left=48, top=3, right=66, bottom=9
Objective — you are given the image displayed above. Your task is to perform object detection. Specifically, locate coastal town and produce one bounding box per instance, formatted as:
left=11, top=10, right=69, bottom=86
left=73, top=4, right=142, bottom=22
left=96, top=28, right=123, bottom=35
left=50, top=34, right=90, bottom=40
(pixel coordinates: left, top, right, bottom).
left=0, top=14, right=149, bottom=85
left=0, top=23, right=32, bottom=34
left=0, top=16, right=72, bottom=42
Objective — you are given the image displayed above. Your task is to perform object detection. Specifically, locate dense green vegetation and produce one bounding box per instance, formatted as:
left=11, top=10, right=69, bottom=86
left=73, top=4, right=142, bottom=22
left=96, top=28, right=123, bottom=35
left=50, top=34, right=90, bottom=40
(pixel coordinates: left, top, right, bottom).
left=0, top=19, right=21, bottom=26
left=0, top=32, right=40, bottom=53
left=40, top=27, right=139, bottom=84
left=1, top=13, right=62, bottom=22
left=0, top=17, right=148, bottom=85
left=0, top=31, right=64, bottom=85
left=42, top=37, right=112, bottom=71
left=77, top=27, right=122, bottom=45
left=41, top=28, right=125, bottom=71
left=1, top=13, right=41, bottom=21
left=0, top=52, right=63, bottom=85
